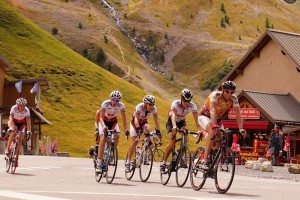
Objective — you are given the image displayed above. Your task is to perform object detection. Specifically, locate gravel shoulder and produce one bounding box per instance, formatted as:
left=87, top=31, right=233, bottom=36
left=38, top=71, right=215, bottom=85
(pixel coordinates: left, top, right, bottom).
left=235, top=165, right=300, bottom=182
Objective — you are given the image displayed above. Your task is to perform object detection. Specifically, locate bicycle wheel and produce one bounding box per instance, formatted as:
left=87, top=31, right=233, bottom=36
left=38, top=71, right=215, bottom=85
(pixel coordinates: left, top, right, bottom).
left=176, top=147, right=191, bottom=187
left=5, top=155, right=11, bottom=173
left=106, top=146, right=118, bottom=184
left=160, top=162, right=172, bottom=185
left=215, top=146, right=235, bottom=194
left=190, top=147, right=206, bottom=190
left=125, top=153, right=136, bottom=180
left=153, top=148, right=164, bottom=162
left=94, top=158, right=103, bottom=182
left=139, top=147, right=153, bottom=182
left=10, top=145, right=17, bottom=174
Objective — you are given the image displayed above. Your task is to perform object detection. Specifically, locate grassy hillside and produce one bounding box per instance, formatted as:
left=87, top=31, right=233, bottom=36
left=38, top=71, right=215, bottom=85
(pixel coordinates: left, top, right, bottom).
left=0, top=1, right=203, bottom=158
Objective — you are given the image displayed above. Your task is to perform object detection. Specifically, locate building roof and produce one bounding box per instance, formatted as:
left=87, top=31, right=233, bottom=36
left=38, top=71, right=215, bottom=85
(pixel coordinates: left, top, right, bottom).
left=239, top=90, right=300, bottom=125
left=219, top=29, right=300, bottom=87
left=0, top=55, right=13, bottom=72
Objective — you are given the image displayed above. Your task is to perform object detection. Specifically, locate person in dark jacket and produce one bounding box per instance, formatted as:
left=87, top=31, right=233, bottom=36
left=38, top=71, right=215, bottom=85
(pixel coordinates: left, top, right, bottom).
left=269, top=127, right=280, bottom=165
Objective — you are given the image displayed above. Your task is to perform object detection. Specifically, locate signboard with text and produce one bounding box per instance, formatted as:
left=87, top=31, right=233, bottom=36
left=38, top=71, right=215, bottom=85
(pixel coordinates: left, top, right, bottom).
left=228, top=108, right=260, bottom=119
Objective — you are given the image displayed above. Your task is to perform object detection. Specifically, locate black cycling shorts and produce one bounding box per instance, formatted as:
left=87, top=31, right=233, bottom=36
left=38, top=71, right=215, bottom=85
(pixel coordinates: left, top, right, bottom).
left=166, top=116, right=186, bottom=133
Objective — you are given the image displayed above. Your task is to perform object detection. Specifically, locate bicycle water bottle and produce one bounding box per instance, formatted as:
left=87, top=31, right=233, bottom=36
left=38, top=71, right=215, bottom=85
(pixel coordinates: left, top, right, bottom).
left=172, top=151, right=177, bottom=161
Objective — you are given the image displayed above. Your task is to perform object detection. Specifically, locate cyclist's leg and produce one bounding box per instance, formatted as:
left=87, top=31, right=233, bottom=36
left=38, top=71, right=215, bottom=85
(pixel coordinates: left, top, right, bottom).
left=6, top=130, right=16, bottom=154
left=127, top=122, right=139, bottom=164
left=111, top=123, right=120, bottom=147
left=198, top=115, right=215, bottom=169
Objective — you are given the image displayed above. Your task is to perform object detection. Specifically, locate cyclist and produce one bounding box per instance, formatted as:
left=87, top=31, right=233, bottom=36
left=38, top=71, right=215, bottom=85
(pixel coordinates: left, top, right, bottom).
left=96, top=91, right=129, bottom=172
left=198, top=81, right=244, bottom=170
left=160, top=89, right=201, bottom=172
left=5, top=98, right=32, bottom=167
left=125, top=95, right=161, bottom=172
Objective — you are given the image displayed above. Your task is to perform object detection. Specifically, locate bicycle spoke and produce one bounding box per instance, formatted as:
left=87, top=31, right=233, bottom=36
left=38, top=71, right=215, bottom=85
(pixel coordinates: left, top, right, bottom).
left=190, top=147, right=206, bottom=190
left=153, top=148, right=164, bottom=162
left=215, top=147, right=235, bottom=194
left=160, top=163, right=172, bottom=185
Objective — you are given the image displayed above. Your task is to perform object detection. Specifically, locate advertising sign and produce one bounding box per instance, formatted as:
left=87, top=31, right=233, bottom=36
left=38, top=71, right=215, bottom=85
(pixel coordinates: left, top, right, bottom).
left=228, top=108, right=260, bottom=119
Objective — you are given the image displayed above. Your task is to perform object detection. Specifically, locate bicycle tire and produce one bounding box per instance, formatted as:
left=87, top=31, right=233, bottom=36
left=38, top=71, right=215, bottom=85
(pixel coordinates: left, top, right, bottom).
left=215, top=146, right=235, bottom=194
left=160, top=162, right=172, bottom=185
left=139, top=147, right=153, bottom=182
left=125, top=153, right=136, bottom=180
left=190, top=147, right=206, bottom=190
left=5, top=155, right=11, bottom=173
left=10, top=145, right=17, bottom=174
left=175, top=147, right=191, bottom=187
left=106, top=146, right=118, bottom=184
left=153, top=148, right=164, bottom=162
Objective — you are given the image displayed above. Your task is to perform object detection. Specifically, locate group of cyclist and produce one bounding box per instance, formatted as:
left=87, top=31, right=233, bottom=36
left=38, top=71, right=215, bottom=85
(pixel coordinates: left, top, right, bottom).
left=93, top=80, right=244, bottom=173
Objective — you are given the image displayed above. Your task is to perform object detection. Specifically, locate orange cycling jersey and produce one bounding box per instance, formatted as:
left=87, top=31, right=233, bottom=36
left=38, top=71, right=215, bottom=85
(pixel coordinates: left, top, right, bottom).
left=200, top=91, right=239, bottom=119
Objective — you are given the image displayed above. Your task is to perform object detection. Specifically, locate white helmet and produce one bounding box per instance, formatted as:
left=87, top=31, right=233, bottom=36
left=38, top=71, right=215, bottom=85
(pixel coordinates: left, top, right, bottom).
left=110, top=90, right=122, bottom=100
left=16, top=97, right=27, bottom=105
left=181, top=89, right=193, bottom=101
left=143, top=95, right=156, bottom=104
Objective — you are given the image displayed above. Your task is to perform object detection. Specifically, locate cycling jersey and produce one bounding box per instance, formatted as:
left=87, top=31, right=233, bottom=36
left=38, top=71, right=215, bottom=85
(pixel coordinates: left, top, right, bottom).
left=100, top=100, right=125, bottom=121
left=10, top=105, right=30, bottom=123
left=200, top=91, right=239, bottom=119
left=133, top=103, right=157, bottom=123
left=169, top=99, right=198, bottom=122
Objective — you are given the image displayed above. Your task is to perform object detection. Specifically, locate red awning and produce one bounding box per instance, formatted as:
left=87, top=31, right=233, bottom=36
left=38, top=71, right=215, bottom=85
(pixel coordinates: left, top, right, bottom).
left=220, top=120, right=269, bottom=130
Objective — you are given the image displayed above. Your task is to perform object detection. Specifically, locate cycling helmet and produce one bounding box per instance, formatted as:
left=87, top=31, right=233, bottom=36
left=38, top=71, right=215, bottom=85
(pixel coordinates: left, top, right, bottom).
left=110, top=90, right=122, bottom=100
left=16, top=97, right=27, bottom=106
left=143, top=95, right=156, bottom=104
left=222, top=81, right=236, bottom=90
left=181, top=88, right=193, bottom=101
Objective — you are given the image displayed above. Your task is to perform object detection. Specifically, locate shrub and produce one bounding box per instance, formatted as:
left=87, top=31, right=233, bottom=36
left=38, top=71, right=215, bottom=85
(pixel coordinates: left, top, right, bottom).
left=52, top=27, right=58, bottom=35
left=78, top=22, right=83, bottom=29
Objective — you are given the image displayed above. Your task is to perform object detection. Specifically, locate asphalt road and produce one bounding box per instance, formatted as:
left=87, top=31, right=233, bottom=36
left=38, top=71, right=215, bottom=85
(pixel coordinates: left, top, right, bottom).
left=0, top=155, right=299, bottom=200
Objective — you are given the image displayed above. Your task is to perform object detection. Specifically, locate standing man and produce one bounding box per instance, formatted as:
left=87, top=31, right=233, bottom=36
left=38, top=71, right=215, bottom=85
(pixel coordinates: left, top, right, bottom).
left=160, top=89, right=201, bottom=172
left=269, top=125, right=280, bottom=165
left=198, top=81, right=244, bottom=170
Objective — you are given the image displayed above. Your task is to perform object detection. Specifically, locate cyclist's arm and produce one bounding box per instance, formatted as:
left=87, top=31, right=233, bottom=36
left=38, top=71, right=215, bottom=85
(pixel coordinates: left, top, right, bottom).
left=170, top=110, right=177, bottom=130
left=26, top=116, right=31, bottom=133
left=94, top=110, right=100, bottom=130
left=99, top=110, right=107, bottom=130
left=233, top=106, right=243, bottom=130
left=153, top=114, right=160, bottom=131
left=210, top=101, right=218, bottom=127
left=121, top=110, right=128, bottom=132
left=8, top=114, right=15, bottom=129
left=192, top=111, right=201, bottom=132
left=133, top=112, right=140, bottom=128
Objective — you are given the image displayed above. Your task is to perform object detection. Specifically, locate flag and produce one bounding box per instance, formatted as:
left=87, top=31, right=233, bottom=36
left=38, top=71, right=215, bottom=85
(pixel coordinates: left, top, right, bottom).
left=283, top=134, right=290, bottom=152
left=30, top=82, right=39, bottom=93
left=15, top=81, right=22, bottom=93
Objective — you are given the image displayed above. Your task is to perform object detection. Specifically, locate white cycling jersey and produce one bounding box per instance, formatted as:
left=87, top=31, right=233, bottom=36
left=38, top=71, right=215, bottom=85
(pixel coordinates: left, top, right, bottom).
left=100, top=100, right=125, bottom=120
left=133, top=103, right=157, bottom=123
left=10, top=105, right=30, bottom=123
left=169, top=99, right=198, bottom=122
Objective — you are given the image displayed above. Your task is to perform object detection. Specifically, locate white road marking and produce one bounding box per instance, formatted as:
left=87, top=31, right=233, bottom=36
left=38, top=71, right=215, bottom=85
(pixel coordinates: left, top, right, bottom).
left=0, top=166, right=61, bottom=171
left=0, top=190, right=69, bottom=200
left=12, top=190, right=253, bottom=200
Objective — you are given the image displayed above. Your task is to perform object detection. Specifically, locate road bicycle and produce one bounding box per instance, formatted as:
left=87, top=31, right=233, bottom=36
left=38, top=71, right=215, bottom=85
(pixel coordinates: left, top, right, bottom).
left=160, top=129, right=199, bottom=187
left=5, top=129, right=30, bottom=174
left=125, top=132, right=153, bottom=182
left=150, top=132, right=164, bottom=162
left=190, top=126, right=235, bottom=194
left=94, top=129, right=119, bottom=184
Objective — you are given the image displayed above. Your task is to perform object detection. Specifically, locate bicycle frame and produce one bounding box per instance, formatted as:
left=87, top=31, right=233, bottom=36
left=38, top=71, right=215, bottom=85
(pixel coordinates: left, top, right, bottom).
left=5, top=130, right=22, bottom=174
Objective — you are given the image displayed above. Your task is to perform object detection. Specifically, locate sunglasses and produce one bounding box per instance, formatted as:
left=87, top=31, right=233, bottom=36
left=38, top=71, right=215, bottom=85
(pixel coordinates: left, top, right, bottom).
left=112, top=98, right=120, bottom=102
left=225, top=89, right=234, bottom=94
left=148, top=103, right=154, bottom=106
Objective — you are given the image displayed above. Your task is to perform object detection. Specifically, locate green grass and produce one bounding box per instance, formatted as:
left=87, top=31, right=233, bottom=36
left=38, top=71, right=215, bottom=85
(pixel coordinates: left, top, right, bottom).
left=0, top=1, right=204, bottom=158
